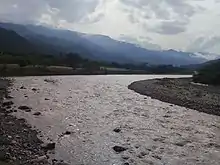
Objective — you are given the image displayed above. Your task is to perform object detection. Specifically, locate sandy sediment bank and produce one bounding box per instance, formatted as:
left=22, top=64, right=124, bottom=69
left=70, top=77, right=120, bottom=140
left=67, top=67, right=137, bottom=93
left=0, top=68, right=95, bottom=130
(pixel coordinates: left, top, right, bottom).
left=128, top=78, right=220, bottom=116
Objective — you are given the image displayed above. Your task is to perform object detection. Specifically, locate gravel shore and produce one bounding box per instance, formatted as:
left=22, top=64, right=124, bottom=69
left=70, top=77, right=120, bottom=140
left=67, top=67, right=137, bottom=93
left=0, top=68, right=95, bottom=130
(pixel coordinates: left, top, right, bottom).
left=128, top=78, right=220, bottom=116
left=0, top=79, right=52, bottom=165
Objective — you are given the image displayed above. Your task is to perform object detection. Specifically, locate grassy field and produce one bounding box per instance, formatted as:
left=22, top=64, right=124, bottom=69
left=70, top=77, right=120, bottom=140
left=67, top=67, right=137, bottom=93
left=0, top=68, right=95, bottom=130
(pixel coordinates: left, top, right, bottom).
left=0, top=64, right=150, bottom=77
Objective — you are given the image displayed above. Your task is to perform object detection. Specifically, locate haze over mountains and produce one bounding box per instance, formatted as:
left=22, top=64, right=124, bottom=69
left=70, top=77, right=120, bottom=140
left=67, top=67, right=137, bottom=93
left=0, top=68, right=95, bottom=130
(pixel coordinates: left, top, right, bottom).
left=0, top=22, right=217, bottom=65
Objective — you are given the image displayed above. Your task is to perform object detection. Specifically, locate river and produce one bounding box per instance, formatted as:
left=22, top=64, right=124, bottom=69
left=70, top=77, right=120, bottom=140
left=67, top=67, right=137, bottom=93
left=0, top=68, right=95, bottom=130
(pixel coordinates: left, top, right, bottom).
left=10, top=75, right=220, bottom=165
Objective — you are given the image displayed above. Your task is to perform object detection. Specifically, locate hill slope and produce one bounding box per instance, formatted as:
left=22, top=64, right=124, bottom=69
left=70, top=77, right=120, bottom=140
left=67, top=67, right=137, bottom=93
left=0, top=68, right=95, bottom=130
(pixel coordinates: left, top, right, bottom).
left=0, top=27, right=35, bottom=53
left=0, top=22, right=208, bottom=65
left=193, top=59, right=220, bottom=85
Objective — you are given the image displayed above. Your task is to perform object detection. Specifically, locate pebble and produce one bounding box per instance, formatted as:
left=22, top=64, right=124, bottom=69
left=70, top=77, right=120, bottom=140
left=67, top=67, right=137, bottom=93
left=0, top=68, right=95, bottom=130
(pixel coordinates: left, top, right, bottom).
left=18, top=106, right=31, bottom=111
left=121, top=155, right=130, bottom=160
left=122, top=163, right=129, bottom=165
left=137, top=151, right=148, bottom=158
left=113, top=146, right=127, bottom=153
left=6, top=95, right=13, bottom=99
left=33, top=112, right=41, bottom=116
left=32, top=88, right=37, bottom=91
left=174, top=140, right=190, bottom=147
left=20, top=86, right=26, bottom=89
left=152, top=154, right=162, bottom=160
left=113, top=128, right=121, bottom=133
left=64, top=131, right=72, bottom=135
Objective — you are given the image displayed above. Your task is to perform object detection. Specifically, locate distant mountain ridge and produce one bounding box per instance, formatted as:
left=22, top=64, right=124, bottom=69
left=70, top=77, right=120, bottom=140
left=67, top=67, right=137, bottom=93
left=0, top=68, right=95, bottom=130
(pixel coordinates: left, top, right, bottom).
left=0, top=27, right=35, bottom=53
left=0, top=22, right=209, bottom=65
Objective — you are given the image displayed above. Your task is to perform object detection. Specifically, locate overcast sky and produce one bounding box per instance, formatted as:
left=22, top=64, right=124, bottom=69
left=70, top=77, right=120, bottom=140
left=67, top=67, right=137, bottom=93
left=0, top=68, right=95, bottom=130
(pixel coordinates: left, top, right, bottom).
left=1, top=0, right=220, bottom=54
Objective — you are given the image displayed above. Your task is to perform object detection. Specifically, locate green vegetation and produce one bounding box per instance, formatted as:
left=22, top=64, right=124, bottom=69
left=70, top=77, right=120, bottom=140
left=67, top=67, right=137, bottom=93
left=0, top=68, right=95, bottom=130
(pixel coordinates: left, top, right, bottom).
left=0, top=52, right=193, bottom=76
left=193, top=59, right=220, bottom=85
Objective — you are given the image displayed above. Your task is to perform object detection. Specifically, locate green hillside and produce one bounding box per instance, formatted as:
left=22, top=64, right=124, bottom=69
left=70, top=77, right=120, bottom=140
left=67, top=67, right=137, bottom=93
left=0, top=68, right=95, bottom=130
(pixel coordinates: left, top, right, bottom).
left=193, top=59, right=220, bottom=85
left=0, top=27, right=35, bottom=53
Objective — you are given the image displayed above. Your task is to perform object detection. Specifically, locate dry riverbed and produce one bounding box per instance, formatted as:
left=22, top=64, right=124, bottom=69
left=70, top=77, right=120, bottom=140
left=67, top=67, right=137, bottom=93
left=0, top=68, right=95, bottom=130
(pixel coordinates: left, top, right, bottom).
left=128, top=78, right=220, bottom=116
left=1, top=75, right=220, bottom=165
left=0, top=79, right=67, bottom=165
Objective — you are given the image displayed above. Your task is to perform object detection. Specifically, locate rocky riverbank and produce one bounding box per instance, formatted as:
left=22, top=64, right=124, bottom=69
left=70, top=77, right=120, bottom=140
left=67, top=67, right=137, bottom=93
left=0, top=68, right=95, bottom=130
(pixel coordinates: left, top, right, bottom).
left=0, top=79, right=67, bottom=165
left=128, top=78, right=220, bottom=116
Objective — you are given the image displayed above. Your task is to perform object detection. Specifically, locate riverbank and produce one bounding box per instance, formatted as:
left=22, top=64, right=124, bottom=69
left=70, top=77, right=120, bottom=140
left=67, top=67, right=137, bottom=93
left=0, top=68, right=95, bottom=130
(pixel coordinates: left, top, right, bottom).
left=128, top=78, right=220, bottom=116
left=0, top=79, right=63, bottom=165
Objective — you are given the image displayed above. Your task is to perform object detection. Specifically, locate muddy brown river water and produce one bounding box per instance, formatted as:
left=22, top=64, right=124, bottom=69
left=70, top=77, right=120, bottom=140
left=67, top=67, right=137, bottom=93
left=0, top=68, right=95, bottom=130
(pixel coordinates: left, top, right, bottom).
left=9, top=75, right=220, bottom=165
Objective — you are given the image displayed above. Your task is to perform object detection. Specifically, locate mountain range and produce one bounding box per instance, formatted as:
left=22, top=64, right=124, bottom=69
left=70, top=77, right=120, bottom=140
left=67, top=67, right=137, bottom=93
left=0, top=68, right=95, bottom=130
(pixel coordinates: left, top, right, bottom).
left=0, top=22, right=216, bottom=65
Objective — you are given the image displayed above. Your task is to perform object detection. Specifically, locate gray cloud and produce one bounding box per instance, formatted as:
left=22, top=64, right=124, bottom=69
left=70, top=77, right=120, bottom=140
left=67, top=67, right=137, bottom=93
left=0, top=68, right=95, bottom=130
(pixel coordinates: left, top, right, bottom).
left=0, top=0, right=48, bottom=23
left=47, top=0, right=99, bottom=22
left=0, top=0, right=100, bottom=24
left=187, top=36, right=220, bottom=53
left=149, top=21, right=187, bottom=35
left=120, top=0, right=205, bottom=34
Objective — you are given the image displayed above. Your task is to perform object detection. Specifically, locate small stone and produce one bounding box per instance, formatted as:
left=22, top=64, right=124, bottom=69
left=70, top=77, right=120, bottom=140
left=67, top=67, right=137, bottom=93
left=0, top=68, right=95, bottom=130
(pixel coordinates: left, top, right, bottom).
left=11, top=140, right=17, bottom=145
left=121, top=155, right=130, bottom=160
left=45, top=98, right=50, bottom=100
left=20, top=86, right=26, bottom=89
left=113, top=128, right=121, bottom=133
left=24, top=95, right=28, bottom=98
left=174, top=140, right=190, bottom=147
left=41, top=142, right=56, bottom=150
left=6, top=95, right=13, bottom=99
left=152, top=155, right=161, bottom=160
left=64, top=131, right=72, bottom=135
left=15, top=135, right=20, bottom=139
left=33, top=112, right=41, bottom=116
left=18, top=106, right=31, bottom=111
left=32, top=88, right=37, bottom=91
left=113, top=146, right=127, bottom=153
left=137, top=151, right=148, bottom=158
left=134, top=144, right=140, bottom=148
left=163, top=115, right=171, bottom=118
left=13, top=110, right=17, bottom=112
left=122, top=163, right=129, bottom=165
left=2, top=101, right=14, bottom=107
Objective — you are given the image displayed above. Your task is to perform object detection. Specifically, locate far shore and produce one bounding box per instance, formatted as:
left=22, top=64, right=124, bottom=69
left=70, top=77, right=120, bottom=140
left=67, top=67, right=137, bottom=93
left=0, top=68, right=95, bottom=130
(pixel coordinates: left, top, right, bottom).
left=128, top=78, right=220, bottom=116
